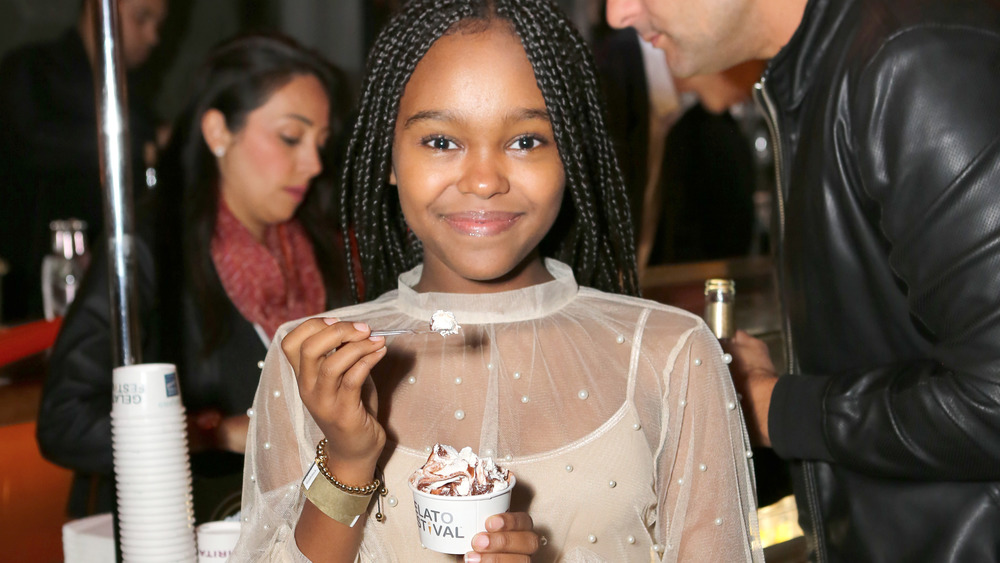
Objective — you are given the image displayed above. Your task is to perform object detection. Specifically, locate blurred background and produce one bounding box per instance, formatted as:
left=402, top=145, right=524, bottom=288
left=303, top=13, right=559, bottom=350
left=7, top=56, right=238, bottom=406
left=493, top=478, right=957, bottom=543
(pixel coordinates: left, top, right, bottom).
left=0, top=0, right=591, bottom=122
left=0, top=1, right=798, bottom=560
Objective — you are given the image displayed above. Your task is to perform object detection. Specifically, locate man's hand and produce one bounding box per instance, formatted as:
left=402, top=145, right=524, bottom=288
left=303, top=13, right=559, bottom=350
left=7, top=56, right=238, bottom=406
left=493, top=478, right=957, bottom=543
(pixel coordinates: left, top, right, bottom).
left=723, top=330, right=779, bottom=447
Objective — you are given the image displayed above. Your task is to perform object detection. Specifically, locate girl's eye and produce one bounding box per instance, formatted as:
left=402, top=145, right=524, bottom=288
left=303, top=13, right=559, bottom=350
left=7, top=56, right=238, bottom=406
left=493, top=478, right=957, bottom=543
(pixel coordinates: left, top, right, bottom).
left=424, top=136, right=457, bottom=151
left=510, top=135, right=543, bottom=151
left=281, top=135, right=301, bottom=147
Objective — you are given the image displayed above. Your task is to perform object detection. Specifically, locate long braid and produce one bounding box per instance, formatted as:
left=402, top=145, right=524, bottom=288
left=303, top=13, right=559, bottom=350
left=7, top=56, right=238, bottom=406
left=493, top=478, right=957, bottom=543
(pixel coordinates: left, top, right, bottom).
left=341, top=0, right=638, bottom=302
left=500, top=0, right=638, bottom=294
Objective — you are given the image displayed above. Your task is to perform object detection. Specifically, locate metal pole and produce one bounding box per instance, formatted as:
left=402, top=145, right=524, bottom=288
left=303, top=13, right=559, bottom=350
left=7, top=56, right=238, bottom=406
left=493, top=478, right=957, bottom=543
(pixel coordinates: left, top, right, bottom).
left=93, top=0, right=141, bottom=367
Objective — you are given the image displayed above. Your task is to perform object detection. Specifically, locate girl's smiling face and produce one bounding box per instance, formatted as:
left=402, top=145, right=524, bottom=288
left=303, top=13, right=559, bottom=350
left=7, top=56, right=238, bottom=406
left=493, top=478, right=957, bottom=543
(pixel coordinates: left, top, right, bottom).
left=390, top=23, right=566, bottom=294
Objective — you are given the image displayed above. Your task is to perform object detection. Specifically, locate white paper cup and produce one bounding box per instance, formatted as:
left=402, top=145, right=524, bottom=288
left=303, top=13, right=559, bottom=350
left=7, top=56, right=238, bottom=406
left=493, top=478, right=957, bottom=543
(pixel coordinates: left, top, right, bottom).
left=196, top=521, right=242, bottom=562
left=408, top=475, right=515, bottom=554
left=115, top=452, right=190, bottom=470
left=117, top=506, right=194, bottom=524
left=120, top=542, right=196, bottom=563
left=111, top=408, right=188, bottom=424
left=112, top=363, right=182, bottom=415
left=111, top=419, right=187, bottom=434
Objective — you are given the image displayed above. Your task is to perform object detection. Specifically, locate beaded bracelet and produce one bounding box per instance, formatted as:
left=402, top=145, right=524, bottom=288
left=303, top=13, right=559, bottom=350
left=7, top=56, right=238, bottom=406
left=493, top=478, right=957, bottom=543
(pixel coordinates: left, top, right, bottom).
left=315, top=438, right=381, bottom=496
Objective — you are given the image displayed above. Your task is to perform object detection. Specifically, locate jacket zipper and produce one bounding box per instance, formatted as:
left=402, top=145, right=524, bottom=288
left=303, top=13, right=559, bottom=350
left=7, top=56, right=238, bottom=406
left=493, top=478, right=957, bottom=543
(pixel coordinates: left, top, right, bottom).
left=753, top=78, right=828, bottom=563
left=752, top=78, right=796, bottom=374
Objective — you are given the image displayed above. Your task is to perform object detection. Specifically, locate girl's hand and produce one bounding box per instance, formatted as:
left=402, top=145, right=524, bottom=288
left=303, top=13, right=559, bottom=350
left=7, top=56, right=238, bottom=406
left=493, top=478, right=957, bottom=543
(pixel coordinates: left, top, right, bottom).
left=281, top=318, right=388, bottom=481
left=466, top=513, right=540, bottom=563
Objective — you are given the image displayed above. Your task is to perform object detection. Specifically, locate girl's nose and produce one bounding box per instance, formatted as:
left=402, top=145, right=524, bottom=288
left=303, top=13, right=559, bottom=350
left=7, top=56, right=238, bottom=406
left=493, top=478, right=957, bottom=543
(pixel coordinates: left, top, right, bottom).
left=457, top=153, right=510, bottom=198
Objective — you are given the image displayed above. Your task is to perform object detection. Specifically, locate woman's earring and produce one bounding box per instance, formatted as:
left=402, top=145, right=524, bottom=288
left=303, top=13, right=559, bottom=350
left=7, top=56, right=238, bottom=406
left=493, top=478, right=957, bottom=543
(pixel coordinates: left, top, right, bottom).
left=214, top=146, right=226, bottom=158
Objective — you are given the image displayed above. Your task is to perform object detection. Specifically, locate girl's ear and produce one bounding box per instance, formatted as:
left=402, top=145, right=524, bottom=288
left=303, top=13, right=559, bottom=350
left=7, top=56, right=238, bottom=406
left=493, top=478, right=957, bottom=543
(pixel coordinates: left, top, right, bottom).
left=388, top=166, right=398, bottom=186
left=200, top=109, right=233, bottom=157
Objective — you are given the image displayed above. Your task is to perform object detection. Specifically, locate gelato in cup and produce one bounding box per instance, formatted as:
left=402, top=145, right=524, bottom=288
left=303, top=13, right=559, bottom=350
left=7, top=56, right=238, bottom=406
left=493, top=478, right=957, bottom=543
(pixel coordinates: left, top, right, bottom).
left=408, top=444, right=514, bottom=554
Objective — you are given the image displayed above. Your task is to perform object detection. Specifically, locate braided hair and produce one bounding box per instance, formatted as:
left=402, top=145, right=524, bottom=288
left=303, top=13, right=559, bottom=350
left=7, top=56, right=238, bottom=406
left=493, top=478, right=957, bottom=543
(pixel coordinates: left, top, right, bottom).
left=341, top=0, right=638, bottom=301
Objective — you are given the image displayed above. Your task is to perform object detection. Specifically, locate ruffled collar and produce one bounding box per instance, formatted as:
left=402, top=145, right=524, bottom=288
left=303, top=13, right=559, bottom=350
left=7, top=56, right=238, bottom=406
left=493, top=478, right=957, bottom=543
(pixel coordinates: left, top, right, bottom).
left=394, top=258, right=578, bottom=324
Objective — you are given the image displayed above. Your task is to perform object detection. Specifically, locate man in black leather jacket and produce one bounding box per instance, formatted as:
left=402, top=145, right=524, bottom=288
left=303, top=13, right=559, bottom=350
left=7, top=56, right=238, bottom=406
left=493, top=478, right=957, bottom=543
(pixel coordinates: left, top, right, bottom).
left=608, top=0, right=1000, bottom=561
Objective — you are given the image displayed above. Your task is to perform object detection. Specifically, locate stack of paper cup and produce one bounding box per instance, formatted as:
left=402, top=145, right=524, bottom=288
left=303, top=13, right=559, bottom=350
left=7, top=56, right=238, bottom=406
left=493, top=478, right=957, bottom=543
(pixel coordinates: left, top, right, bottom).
left=111, top=363, right=197, bottom=562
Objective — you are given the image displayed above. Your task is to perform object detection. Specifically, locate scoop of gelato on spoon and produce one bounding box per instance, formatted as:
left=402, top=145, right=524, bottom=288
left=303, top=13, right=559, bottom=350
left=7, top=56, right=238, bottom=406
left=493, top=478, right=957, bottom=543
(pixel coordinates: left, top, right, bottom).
left=430, top=310, right=461, bottom=336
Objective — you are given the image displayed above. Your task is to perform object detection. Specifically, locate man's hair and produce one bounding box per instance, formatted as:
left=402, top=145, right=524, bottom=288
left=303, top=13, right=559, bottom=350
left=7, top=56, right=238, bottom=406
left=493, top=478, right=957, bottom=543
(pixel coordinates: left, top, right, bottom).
left=340, top=0, right=638, bottom=301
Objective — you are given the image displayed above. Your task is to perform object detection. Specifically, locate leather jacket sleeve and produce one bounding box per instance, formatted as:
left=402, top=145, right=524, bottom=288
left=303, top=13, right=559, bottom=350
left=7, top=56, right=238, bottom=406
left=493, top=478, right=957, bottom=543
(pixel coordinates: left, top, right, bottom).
left=770, top=26, right=1000, bottom=480
left=36, top=235, right=156, bottom=476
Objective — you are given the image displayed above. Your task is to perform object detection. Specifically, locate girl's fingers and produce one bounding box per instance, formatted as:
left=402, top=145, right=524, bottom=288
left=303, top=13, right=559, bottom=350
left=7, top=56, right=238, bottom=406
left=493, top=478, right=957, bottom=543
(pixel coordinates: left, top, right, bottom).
left=299, top=322, right=371, bottom=365
left=312, top=338, right=386, bottom=397
left=486, top=513, right=533, bottom=533
left=280, top=317, right=338, bottom=373
left=337, top=342, right=387, bottom=393
left=468, top=513, right=539, bottom=557
left=290, top=321, right=371, bottom=389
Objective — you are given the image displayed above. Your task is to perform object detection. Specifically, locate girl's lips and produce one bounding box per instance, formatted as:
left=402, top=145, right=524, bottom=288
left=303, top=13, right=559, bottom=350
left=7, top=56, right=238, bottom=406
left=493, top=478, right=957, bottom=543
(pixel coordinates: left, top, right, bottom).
left=443, top=211, right=522, bottom=237
left=284, top=186, right=307, bottom=202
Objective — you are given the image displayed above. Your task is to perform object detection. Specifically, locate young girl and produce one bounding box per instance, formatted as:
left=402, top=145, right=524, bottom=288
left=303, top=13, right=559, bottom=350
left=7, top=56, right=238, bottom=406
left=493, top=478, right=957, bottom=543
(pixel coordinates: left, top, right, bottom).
left=232, top=1, right=761, bottom=561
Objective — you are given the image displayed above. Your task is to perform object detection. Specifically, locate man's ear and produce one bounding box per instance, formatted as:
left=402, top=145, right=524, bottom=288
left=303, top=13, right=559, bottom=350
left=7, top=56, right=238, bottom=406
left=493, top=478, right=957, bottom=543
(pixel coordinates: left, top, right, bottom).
left=200, top=109, right=232, bottom=157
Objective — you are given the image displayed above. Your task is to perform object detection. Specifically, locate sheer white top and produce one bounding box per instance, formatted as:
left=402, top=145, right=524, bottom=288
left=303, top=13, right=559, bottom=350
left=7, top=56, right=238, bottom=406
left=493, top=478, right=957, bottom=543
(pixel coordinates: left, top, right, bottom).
left=231, top=260, right=762, bottom=562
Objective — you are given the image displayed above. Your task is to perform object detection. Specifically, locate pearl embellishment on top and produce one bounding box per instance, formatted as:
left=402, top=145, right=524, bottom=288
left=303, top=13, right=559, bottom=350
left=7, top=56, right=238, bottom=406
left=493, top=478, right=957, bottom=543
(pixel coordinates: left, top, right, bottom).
left=513, top=372, right=522, bottom=380
left=257, top=360, right=265, bottom=369
left=616, top=335, right=625, bottom=344
left=722, top=353, right=733, bottom=364
left=627, top=535, right=636, bottom=544
left=454, top=377, right=462, bottom=385
left=652, top=544, right=663, bottom=553
left=387, top=496, right=398, bottom=507
left=247, top=408, right=254, bottom=417
left=715, top=517, right=724, bottom=526
left=521, top=396, right=530, bottom=404
left=504, top=454, right=512, bottom=462
left=425, top=446, right=432, bottom=453
left=678, top=478, right=684, bottom=485
left=608, top=480, right=617, bottom=488
left=407, top=376, right=417, bottom=384
left=694, top=358, right=702, bottom=366
left=728, top=402, right=737, bottom=410
left=680, top=399, right=687, bottom=407
left=566, top=464, right=574, bottom=472
left=273, top=390, right=281, bottom=398
left=588, top=534, right=597, bottom=543
left=454, top=410, right=465, bottom=420
left=484, top=449, right=495, bottom=458
left=487, top=363, right=494, bottom=370
left=578, top=389, right=589, bottom=400
left=250, top=474, right=256, bottom=482
left=633, top=423, right=641, bottom=430
left=263, top=442, right=271, bottom=450
left=699, top=463, right=707, bottom=472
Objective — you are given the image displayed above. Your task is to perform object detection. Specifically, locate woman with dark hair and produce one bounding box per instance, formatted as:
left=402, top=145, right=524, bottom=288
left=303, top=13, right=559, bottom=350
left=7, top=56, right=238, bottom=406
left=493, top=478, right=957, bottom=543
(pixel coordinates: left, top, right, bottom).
left=233, top=1, right=761, bottom=561
left=37, top=34, right=353, bottom=522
